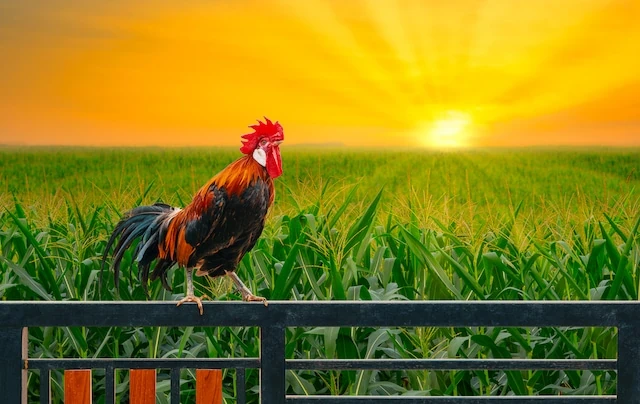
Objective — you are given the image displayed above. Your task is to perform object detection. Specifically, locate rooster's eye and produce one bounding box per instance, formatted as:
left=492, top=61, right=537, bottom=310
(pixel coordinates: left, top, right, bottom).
left=259, top=139, right=268, bottom=147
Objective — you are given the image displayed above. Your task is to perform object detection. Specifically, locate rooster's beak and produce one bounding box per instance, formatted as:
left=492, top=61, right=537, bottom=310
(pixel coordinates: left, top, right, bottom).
left=273, top=140, right=283, bottom=146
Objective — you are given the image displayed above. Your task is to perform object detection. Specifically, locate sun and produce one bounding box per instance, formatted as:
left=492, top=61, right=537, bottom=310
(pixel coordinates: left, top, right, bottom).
left=417, top=111, right=472, bottom=149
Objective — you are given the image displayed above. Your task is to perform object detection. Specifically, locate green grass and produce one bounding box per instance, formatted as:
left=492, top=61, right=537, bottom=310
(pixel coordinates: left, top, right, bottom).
left=1, top=146, right=639, bottom=401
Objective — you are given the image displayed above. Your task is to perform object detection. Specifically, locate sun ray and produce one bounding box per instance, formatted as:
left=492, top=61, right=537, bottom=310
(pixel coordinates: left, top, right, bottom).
left=362, top=0, right=422, bottom=82
left=275, top=0, right=415, bottom=123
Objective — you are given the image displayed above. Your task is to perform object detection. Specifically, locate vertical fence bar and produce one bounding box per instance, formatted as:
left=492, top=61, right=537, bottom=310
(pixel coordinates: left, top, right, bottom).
left=105, top=365, right=115, bottom=404
left=39, top=369, right=50, bottom=404
left=0, top=327, right=27, bottom=404
left=171, top=368, right=181, bottom=403
left=236, top=368, right=246, bottom=404
left=260, top=325, right=285, bottom=404
left=618, top=323, right=640, bottom=403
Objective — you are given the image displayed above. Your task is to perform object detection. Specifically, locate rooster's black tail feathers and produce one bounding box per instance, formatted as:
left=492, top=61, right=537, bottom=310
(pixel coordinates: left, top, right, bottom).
left=101, top=203, right=178, bottom=294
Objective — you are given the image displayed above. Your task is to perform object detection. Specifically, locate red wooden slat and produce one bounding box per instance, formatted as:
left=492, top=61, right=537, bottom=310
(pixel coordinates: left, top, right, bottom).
left=196, top=369, right=223, bottom=404
left=130, top=369, right=156, bottom=404
left=64, top=369, right=92, bottom=404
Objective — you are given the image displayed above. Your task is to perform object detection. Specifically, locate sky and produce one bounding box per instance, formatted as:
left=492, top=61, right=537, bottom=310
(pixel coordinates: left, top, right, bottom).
left=1, top=0, right=639, bottom=148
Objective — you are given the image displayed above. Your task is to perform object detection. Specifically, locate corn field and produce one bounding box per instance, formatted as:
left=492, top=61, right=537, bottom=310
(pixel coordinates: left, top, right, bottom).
left=1, top=147, right=639, bottom=402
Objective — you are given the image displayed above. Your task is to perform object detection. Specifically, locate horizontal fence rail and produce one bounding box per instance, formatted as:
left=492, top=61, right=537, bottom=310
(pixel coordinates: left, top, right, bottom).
left=0, top=300, right=639, bottom=403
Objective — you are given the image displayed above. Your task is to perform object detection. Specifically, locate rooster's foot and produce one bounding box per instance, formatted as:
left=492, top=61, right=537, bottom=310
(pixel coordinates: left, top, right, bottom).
left=226, top=270, right=268, bottom=306
left=241, top=291, right=268, bottom=307
left=176, top=294, right=209, bottom=315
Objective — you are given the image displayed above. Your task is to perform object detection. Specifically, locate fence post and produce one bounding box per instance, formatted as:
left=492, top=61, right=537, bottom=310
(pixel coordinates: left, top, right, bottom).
left=0, top=327, right=27, bottom=404
left=618, top=323, right=640, bottom=403
left=260, top=325, right=285, bottom=404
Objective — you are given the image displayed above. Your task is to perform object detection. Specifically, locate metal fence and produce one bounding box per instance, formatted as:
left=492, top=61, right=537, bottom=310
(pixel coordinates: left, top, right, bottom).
left=1, top=300, right=639, bottom=403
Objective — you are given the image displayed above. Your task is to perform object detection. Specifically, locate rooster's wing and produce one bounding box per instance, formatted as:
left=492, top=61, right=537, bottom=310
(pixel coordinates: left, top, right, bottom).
left=161, top=183, right=227, bottom=266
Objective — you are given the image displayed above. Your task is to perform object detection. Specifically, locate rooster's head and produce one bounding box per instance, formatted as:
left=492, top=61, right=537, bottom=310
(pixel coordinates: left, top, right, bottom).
left=240, top=117, right=284, bottom=178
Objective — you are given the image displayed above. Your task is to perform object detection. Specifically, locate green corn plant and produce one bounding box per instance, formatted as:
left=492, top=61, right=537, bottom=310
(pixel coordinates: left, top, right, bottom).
left=1, top=147, right=638, bottom=400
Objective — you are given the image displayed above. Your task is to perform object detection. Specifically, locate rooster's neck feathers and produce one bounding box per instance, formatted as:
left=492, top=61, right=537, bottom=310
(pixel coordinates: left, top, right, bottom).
left=184, top=155, right=274, bottom=218
left=211, top=155, right=271, bottom=197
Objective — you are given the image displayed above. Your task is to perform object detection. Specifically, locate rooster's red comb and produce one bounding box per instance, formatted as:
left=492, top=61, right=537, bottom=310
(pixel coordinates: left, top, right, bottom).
left=240, top=117, right=284, bottom=154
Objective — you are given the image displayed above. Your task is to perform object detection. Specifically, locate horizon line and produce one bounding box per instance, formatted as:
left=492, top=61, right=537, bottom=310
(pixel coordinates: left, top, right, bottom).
left=1, top=143, right=639, bottom=151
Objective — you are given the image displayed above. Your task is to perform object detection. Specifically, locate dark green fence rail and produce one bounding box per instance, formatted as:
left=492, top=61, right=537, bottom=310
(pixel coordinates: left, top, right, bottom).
left=0, top=301, right=638, bottom=403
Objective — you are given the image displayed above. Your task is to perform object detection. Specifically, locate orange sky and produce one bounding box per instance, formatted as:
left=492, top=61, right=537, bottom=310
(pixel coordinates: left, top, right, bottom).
left=1, top=0, right=639, bottom=148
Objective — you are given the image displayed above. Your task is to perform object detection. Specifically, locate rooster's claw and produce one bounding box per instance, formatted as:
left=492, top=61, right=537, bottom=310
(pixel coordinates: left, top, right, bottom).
left=176, top=294, right=209, bottom=315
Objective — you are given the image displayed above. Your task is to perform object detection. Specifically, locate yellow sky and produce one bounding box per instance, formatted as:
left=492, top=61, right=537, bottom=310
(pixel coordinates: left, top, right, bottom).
left=1, top=0, right=639, bottom=148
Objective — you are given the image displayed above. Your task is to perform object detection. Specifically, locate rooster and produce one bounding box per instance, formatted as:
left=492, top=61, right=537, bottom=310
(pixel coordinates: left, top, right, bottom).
left=101, top=118, right=284, bottom=314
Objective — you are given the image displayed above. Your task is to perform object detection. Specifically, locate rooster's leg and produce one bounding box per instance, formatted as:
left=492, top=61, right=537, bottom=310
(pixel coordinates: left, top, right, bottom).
left=176, top=267, right=208, bottom=315
left=226, top=271, right=268, bottom=306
